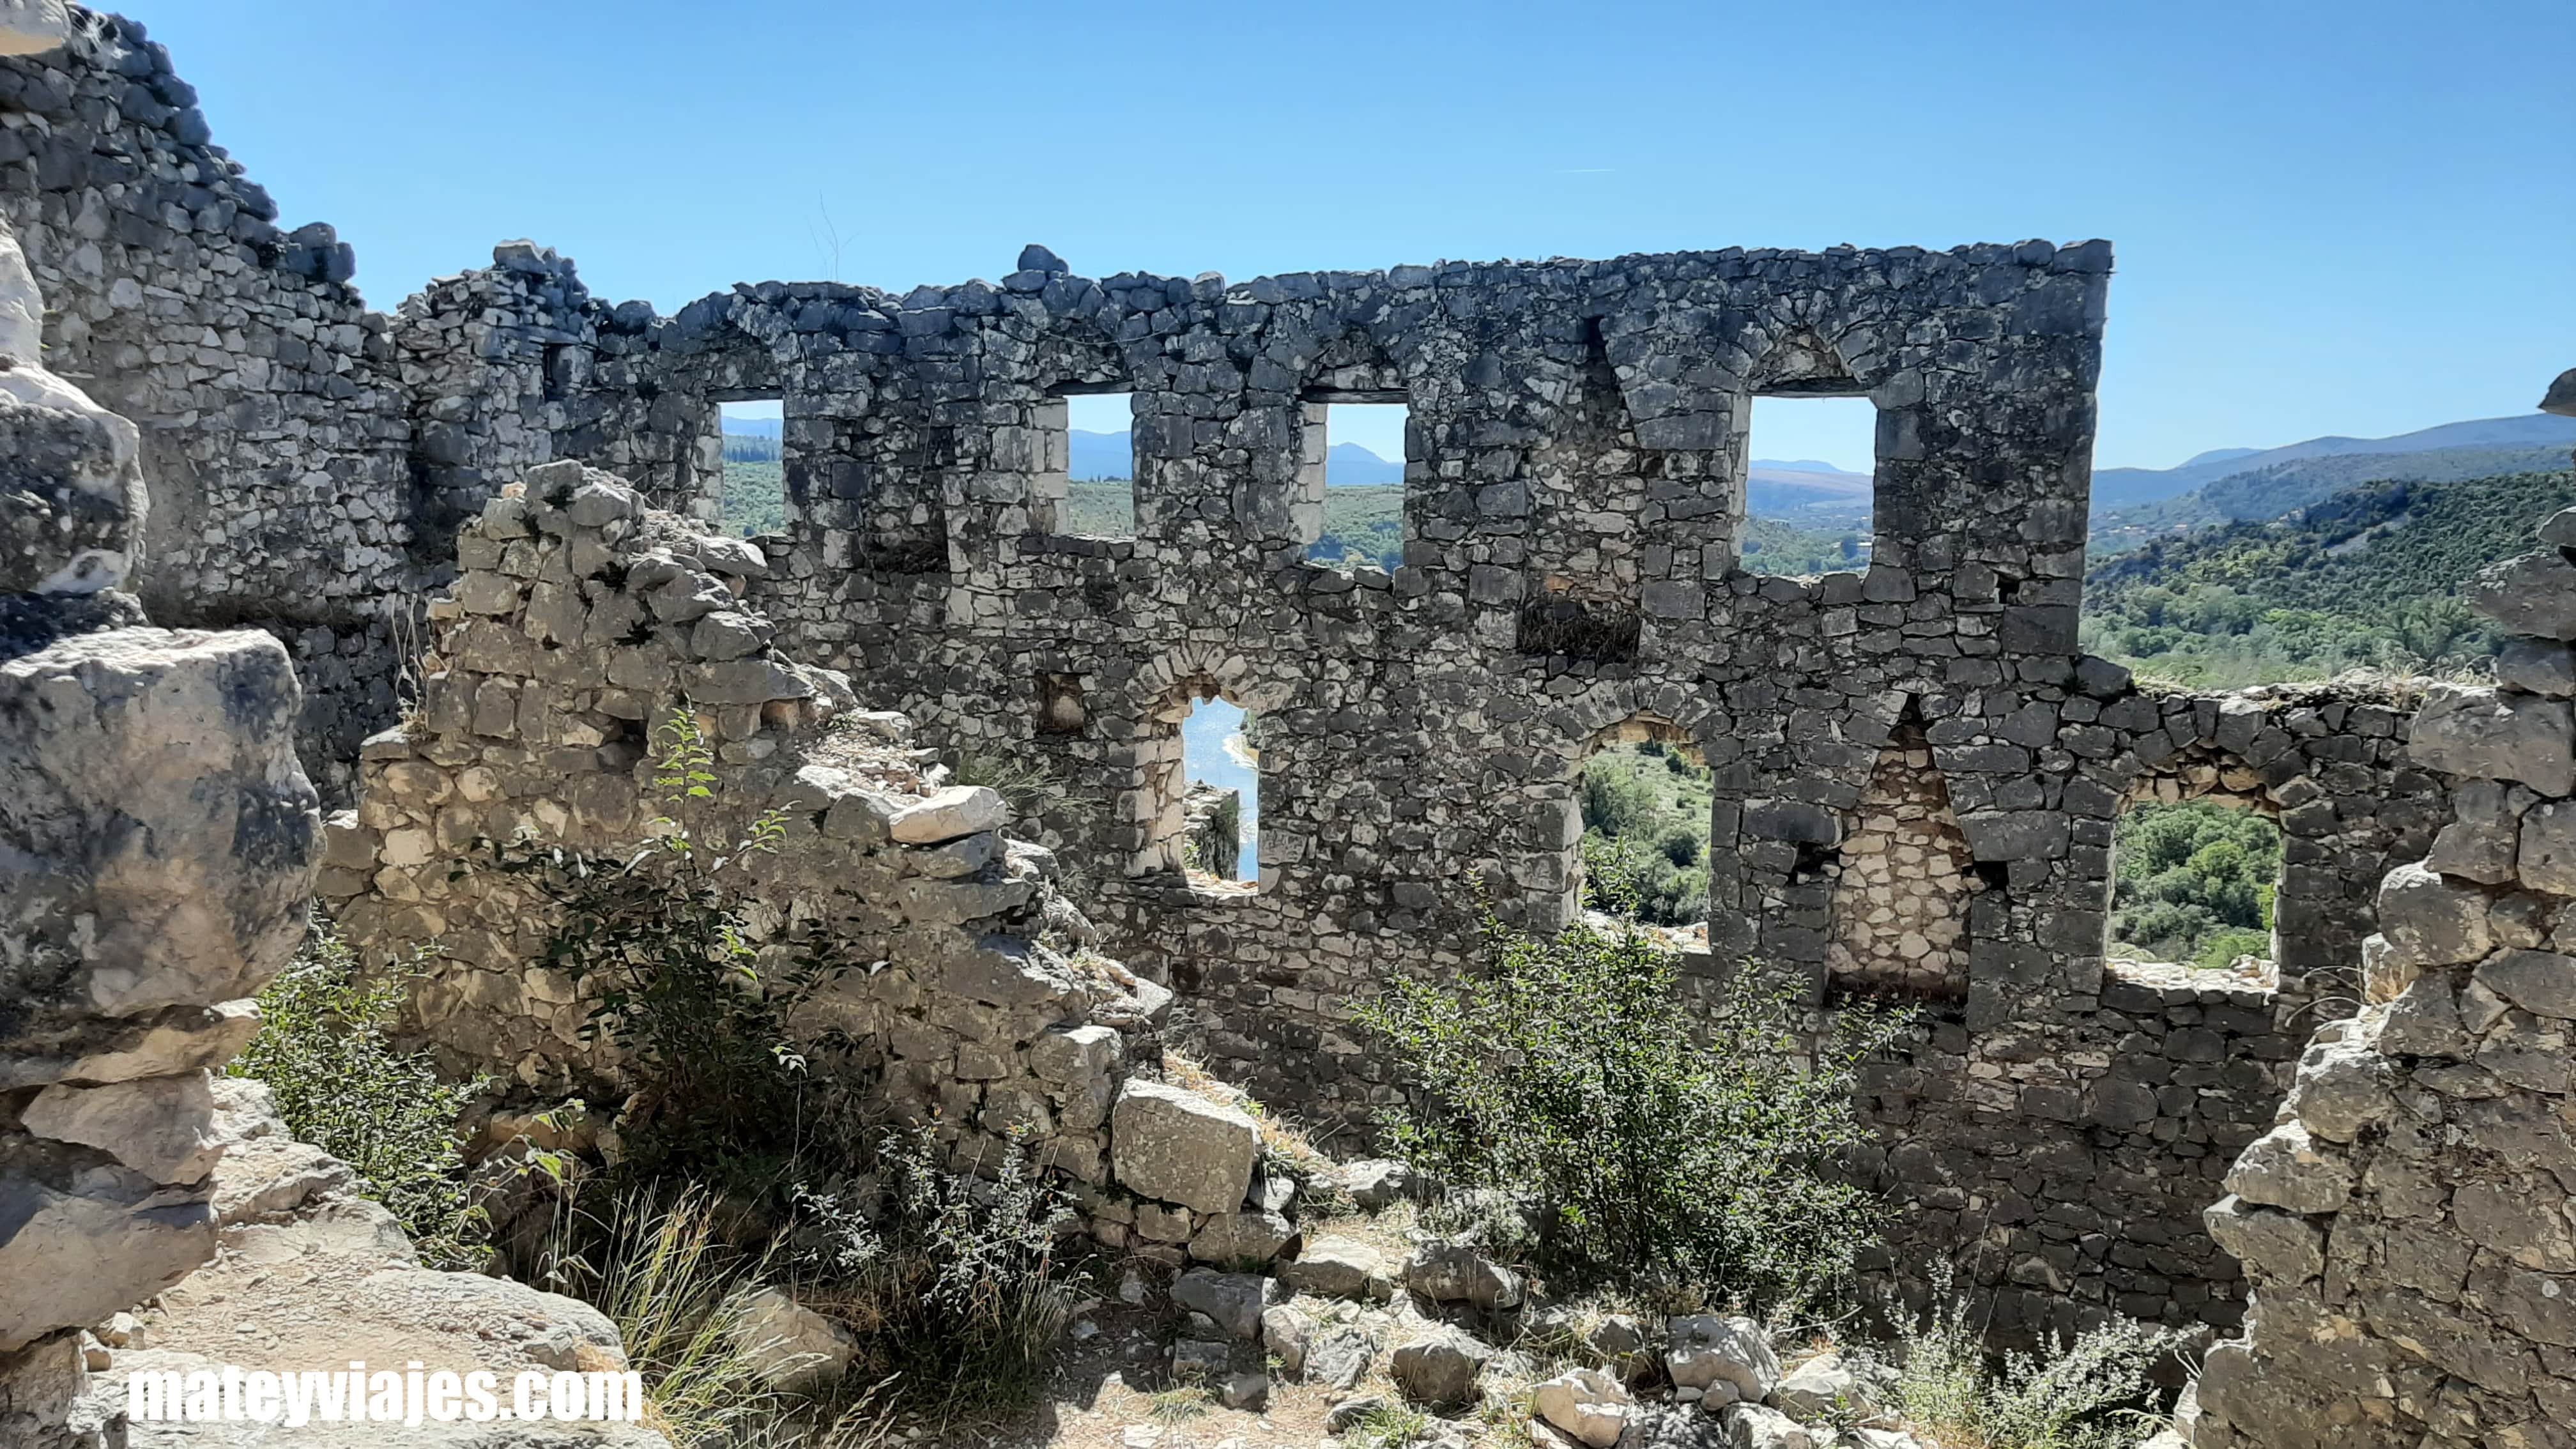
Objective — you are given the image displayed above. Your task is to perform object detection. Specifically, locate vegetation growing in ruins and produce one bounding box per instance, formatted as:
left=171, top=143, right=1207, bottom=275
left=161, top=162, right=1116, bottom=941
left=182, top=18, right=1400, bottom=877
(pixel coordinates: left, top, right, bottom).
left=1353, top=887, right=1909, bottom=1308
left=480, top=712, right=1079, bottom=1425
left=1892, top=1269, right=2185, bottom=1449
left=230, top=925, right=489, bottom=1268
left=2107, top=800, right=2281, bottom=971
left=2082, top=467, right=2576, bottom=687
left=488, top=712, right=840, bottom=1181
left=1578, top=740, right=1713, bottom=925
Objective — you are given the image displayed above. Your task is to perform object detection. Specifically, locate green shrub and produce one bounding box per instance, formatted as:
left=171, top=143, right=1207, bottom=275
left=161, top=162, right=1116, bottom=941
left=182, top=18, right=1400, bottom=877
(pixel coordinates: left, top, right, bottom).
left=1894, top=1277, right=2184, bottom=1449
left=796, top=1127, right=1077, bottom=1421
left=486, top=711, right=847, bottom=1180
left=1352, top=889, right=1910, bottom=1309
left=227, top=924, right=487, bottom=1267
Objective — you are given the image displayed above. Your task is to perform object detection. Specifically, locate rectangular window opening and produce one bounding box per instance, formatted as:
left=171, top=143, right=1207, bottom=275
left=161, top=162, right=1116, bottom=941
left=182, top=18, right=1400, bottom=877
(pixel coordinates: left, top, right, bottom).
left=1055, top=391, right=1136, bottom=539
left=719, top=399, right=787, bottom=538
left=1568, top=726, right=1713, bottom=932
left=1738, top=394, right=1877, bottom=579
left=1303, top=399, right=1407, bottom=570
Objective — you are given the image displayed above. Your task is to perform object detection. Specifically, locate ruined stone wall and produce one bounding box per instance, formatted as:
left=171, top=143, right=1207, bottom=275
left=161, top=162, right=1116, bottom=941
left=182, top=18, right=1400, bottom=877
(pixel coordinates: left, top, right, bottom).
left=316, top=460, right=1164, bottom=1187
left=0, top=10, right=417, bottom=799
left=345, top=239, right=2451, bottom=1342
left=2184, top=415, right=2576, bottom=1449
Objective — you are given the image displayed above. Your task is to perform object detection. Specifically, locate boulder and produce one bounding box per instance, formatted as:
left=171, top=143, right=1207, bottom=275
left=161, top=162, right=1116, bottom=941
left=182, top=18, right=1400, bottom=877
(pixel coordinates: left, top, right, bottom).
left=1170, top=1268, right=1275, bottom=1340
left=0, top=1174, right=215, bottom=1351
left=1219, top=1371, right=1268, bottom=1409
left=1260, top=1301, right=1315, bottom=1374
left=1190, top=1208, right=1297, bottom=1266
left=1402, top=1242, right=1523, bottom=1310
left=1108, top=1079, right=1259, bottom=1214
left=1390, top=1325, right=1494, bottom=1405
left=1282, top=1234, right=1396, bottom=1301
left=1172, top=1337, right=1232, bottom=1381
left=1534, top=1367, right=1632, bottom=1449
left=1665, top=1315, right=1779, bottom=1403
left=887, top=785, right=1012, bottom=843
left=733, top=1287, right=858, bottom=1389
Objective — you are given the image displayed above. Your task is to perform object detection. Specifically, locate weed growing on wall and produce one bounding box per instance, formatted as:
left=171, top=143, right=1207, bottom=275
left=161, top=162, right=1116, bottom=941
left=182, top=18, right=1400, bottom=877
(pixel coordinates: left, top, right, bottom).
left=1893, top=1267, right=2185, bottom=1449
left=1352, top=882, right=1910, bottom=1308
left=486, top=711, right=849, bottom=1181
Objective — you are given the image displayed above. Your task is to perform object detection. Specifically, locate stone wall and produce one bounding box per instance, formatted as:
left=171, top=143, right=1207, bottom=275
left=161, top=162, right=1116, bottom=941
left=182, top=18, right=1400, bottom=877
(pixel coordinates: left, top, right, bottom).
left=0, top=198, right=325, bottom=1446
left=0, top=3, right=2474, bottom=1352
left=2185, top=406, right=2576, bottom=1449
left=349, top=239, right=2448, bottom=1342
left=316, top=459, right=1165, bottom=1188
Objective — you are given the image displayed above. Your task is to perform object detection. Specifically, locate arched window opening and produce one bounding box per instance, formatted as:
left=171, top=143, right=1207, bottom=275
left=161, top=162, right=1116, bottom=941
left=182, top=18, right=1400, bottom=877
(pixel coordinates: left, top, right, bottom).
left=1133, top=683, right=1259, bottom=894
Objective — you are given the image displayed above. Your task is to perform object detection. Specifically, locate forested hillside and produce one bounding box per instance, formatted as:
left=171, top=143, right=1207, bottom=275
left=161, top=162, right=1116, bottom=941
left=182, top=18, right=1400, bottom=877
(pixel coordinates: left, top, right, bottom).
left=2082, top=468, right=2576, bottom=686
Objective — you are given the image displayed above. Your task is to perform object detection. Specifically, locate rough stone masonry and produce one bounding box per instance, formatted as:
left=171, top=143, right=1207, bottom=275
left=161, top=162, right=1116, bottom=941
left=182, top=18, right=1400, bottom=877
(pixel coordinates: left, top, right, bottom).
left=0, top=0, right=2515, bottom=1372
left=2176, top=379, right=2576, bottom=1449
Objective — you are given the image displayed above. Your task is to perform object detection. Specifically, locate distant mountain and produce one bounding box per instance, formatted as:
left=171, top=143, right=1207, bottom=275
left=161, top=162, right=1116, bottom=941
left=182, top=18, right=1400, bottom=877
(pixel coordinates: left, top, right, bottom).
left=2093, top=414, right=2576, bottom=513
left=721, top=415, right=781, bottom=439
left=1747, top=459, right=1871, bottom=516
left=1070, top=429, right=1404, bottom=486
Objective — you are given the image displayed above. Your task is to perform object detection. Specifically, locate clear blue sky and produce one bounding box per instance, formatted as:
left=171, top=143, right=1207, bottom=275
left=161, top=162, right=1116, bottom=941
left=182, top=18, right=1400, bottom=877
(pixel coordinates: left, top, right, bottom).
left=148, top=1, right=2570, bottom=473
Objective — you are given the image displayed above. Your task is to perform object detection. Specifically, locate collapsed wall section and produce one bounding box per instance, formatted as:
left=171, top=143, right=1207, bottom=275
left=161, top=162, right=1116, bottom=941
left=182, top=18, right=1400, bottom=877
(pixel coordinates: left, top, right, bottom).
left=2184, top=410, right=2576, bottom=1449
left=316, top=460, right=1165, bottom=1186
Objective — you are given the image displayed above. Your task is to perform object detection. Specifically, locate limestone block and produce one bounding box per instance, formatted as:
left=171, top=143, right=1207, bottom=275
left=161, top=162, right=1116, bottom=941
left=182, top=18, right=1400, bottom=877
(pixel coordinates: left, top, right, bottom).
left=1340, top=1158, right=1419, bottom=1209
left=1189, top=1209, right=1296, bottom=1266
left=733, top=1287, right=858, bottom=1388
left=2223, top=1123, right=2353, bottom=1215
left=21, top=1071, right=230, bottom=1184
left=1665, top=1315, right=1779, bottom=1402
left=0, top=999, right=260, bottom=1090
left=2375, top=862, right=2494, bottom=967
left=1109, top=1078, right=1259, bottom=1213
left=1770, top=1353, right=1870, bottom=1419
left=1390, top=1325, right=1492, bottom=1405
left=1533, top=1367, right=1632, bottom=1449
left=2204, top=1195, right=2325, bottom=1284
left=0, top=629, right=319, bottom=1024
left=2285, top=1036, right=2395, bottom=1141
left=1400, top=1241, right=1523, bottom=1309
left=2473, top=947, right=2576, bottom=1020
left=888, top=785, right=1012, bottom=843
left=1717, top=1404, right=1814, bottom=1449
left=2519, top=799, right=2576, bottom=893
left=1282, top=1235, right=1396, bottom=1301
left=2467, top=550, right=2576, bottom=639
left=2497, top=638, right=2576, bottom=697
left=1028, top=1023, right=1121, bottom=1087
left=1170, top=1268, right=1275, bottom=1339
left=2407, top=685, right=2575, bottom=795
left=0, top=1174, right=215, bottom=1352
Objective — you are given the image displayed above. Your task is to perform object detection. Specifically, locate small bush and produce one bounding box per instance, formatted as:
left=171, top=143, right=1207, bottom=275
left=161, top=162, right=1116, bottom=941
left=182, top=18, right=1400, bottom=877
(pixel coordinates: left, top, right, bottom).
left=798, top=1127, right=1077, bottom=1421
left=227, top=924, right=487, bottom=1268
left=1894, top=1277, right=2184, bottom=1449
left=1352, top=886, right=1910, bottom=1309
left=486, top=711, right=848, bottom=1180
